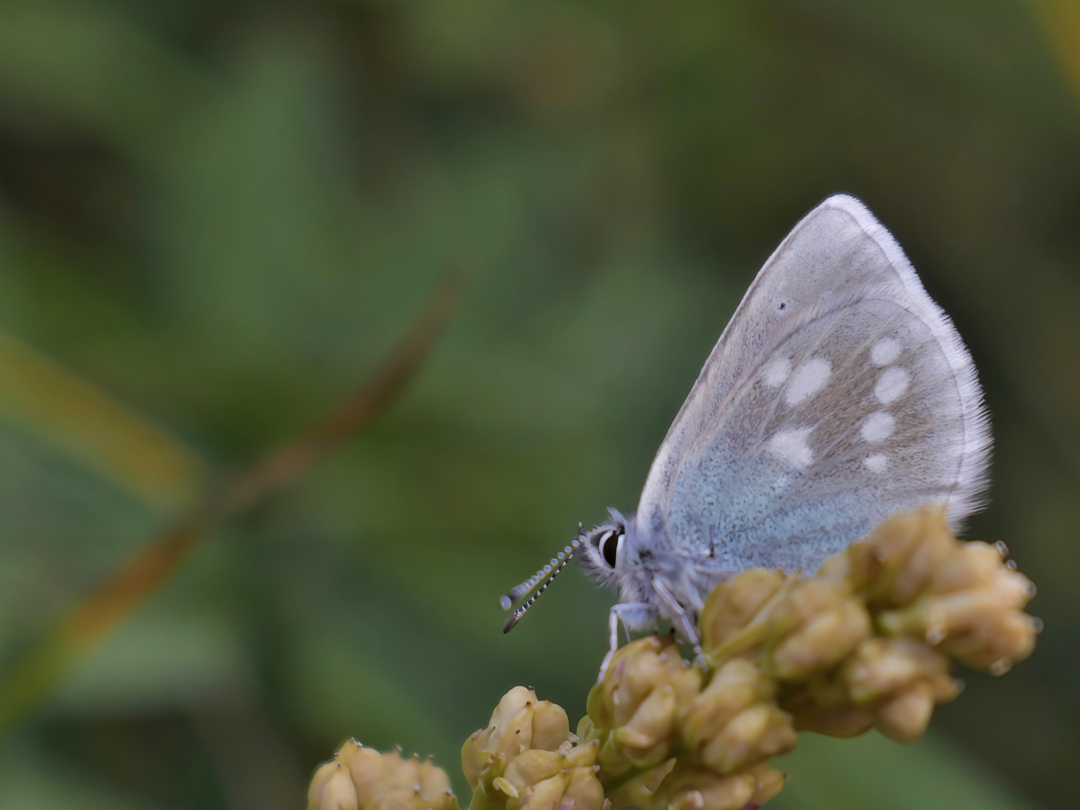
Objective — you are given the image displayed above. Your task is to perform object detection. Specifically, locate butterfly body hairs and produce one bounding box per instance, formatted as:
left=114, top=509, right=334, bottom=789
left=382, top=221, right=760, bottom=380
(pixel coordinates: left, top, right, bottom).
left=503, top=195, right=990, bottom=667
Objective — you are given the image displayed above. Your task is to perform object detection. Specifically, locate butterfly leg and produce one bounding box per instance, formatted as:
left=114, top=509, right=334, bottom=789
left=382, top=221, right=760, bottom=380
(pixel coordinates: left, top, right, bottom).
left=597, top=602, right=658, bottom=682
left=650, top=578, right=708, bottom=671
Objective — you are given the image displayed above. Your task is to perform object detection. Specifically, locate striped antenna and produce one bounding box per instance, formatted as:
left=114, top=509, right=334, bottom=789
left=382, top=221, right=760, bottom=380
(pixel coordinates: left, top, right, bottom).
left=501, top=538, right=581, bottom=632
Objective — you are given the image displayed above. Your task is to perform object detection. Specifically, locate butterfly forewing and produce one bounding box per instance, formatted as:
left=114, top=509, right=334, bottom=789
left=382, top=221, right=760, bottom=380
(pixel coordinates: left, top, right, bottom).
left=635, top=195, right=989, bottom=577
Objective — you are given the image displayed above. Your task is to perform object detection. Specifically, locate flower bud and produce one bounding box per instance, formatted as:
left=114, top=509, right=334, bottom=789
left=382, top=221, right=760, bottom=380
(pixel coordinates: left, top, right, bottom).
left=877, top=544, right=1038, bottom=674
left=602, top=757, right=676, bottom=810
left=873, top=684, right=937, bottom=745
left=764, top=579, right=872, bottom=682
left=465, top=689, right=603, bottom=810
left=309, top=741, right=459, bottom=810
left=842, top=637, right=960, bottom=743
left=682, top=659, right=795, bottom=773
left=782, top=637, right=958, bottom=744
left=662, top=767, right=756, bottom=810
left=783, top=672, right=875, bottom=738
left=336, top=740, right=390, bottom=803
left=845, top=506, right=955, bottom=606
left=586, top=635, right=701, bottom=775
left=560, top=758, right=607, bottom=810
left=744, top=762, right=786, bottom=809
left=699, top=570, right=789, bottom=663
left=649, top=762, right=785, bottom=810
left=494, top=745, right=604, bottom=810
left=309, top=761, right=359, bottom=810
left=463, top=688, right=570, bottom=788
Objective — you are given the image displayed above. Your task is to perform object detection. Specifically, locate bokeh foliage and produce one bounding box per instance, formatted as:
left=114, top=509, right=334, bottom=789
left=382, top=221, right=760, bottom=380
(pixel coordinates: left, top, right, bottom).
left=0, top=1, right=1076, bottom=808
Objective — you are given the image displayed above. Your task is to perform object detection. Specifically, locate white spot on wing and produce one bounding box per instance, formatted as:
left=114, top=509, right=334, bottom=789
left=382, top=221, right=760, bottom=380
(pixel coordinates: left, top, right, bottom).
left=762, top=357, right=792, bottom=387
left=769, top=427, right=814, bottom=468
left=861, top=411, right=895, bottom=443
left=864, top=453, right=888, bottom=473
left=875, top=366, right=909, bottom=404
left=785, top=357, right=831, bottom=406
left=871, top=338, right=901, bottom=366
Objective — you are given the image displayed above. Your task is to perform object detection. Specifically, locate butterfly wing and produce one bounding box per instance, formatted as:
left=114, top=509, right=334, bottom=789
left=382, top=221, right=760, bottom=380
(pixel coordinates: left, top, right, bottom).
left=635, top=194, right=990, bottom=578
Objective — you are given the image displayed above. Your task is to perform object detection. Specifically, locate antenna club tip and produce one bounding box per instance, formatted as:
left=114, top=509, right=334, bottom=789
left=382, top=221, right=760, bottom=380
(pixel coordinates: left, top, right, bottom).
left=503, top=615, right=520, bottom=634
left=499, top=595, right=512, bottom=611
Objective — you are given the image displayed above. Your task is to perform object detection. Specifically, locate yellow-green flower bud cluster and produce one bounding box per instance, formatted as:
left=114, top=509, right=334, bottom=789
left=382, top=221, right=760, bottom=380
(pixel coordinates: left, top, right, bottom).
left=684, top=659, right=796, bottom=773
left=582, top=635, right=700, bottom=775
left=785, top=637, right=960, bottom=742
left=852, top=509, right=1039, bottom=675
left=579, top=634, right=789, bottom=810
left=649, top=762, right=784, bottom=810
left=308, top=740, right=459, bottom=810
left=308, top=507, right=1039, bottom=810
left=697, top=506, right=1038, bottom=746
left=463, top=687, right=606, bottom=810
left=608, top=758, right=784, bottom=810
left=698, top=570, right=873, bottom=682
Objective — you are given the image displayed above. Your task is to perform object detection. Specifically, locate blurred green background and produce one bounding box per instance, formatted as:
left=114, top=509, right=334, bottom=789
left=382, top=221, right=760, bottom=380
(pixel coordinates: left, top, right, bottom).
left=0, top=1, right=1076, bottom=808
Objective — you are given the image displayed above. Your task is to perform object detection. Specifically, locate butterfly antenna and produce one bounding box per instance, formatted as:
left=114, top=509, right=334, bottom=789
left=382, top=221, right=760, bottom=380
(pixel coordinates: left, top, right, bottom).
left=501, top=538, right=581, bottom=633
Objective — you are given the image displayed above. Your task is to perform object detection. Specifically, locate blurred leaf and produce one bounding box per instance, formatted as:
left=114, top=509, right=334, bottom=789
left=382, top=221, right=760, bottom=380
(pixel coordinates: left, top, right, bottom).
left=290, top=618, right=455, bottom=760
left=0, top=274, right=461, bottom=731
left=772, top=730, right=1041, bottom=810
left=0, top=743, right=161, bottom=810
left=50, top=606, right=249, bottom=716
left=0, top=0, right=208, bottom=162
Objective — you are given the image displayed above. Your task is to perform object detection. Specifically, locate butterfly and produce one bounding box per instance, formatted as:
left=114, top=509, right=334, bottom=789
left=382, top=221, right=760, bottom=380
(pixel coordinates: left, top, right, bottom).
left=501, top=194, right=990, bottom=668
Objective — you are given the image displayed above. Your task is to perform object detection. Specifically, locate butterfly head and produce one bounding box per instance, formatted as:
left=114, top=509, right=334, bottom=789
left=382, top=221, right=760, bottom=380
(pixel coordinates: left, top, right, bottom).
left=576, top=510, right=629, bottom=591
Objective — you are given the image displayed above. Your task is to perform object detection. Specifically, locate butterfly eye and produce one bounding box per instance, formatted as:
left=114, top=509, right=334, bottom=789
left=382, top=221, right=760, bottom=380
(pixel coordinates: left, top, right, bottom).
left=599, top=532, right=622, bottom=568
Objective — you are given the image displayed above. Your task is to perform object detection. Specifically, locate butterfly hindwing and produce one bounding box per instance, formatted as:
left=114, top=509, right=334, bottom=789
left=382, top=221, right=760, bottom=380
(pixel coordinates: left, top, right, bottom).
left=635, top=195, right=990, bottom=576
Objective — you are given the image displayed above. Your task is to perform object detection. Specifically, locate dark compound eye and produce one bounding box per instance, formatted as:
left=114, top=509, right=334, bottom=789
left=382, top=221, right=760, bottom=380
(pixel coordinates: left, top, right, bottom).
left=599, top=531, right=621, bottom=568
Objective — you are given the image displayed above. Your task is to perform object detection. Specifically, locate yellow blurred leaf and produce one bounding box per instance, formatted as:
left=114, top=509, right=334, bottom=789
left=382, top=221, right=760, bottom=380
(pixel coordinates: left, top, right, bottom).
left=1033, top=0, right=1080, bottom=101
left=0, top=329, right=204, bottom=508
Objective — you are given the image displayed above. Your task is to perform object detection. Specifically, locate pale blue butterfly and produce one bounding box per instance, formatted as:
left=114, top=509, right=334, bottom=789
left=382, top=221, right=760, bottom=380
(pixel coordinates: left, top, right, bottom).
left=502, top=194, right=990, bottom=669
